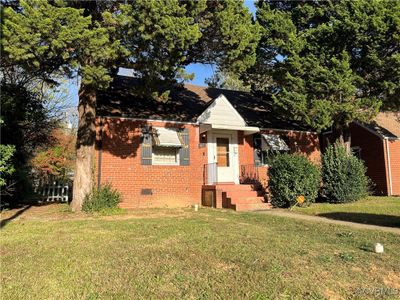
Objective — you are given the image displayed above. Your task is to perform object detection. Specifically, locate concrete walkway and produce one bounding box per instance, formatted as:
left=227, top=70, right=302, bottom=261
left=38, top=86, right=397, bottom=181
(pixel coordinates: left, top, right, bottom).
left=258, top=209, right=400, bottom=235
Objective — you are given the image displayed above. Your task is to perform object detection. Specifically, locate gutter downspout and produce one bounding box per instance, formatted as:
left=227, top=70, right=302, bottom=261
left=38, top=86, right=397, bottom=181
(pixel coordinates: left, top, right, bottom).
left=97, top=117, right=104, bottom=191
left=384, top=138, right=393, bottom=196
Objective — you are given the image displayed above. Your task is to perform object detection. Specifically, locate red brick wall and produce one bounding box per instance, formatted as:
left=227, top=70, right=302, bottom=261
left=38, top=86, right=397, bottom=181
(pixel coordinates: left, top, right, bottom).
left=259, top=129, right=321, bottom=164
left=238, top=131, right=255, bottom=166
left=97, top=118, right=207, bottom=209
left=257, top=165, right=269, bottom=191
left=350, top=123, right=389, bottom=195
left=236, top=129, right=321, bottom=166
left=237, top=129, right=321, bottom=191
left=387, top=139, right=400, bottom=196
left=96, top=118, right=323, bottom=208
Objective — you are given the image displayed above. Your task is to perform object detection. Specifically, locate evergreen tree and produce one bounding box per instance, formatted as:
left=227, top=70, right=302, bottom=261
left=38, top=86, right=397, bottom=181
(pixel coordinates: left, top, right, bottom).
left=249, top=0, right=400, bottom=149
left=2, top=0, right=260, bottom=210
left=206, top=67, right=250, bottom=92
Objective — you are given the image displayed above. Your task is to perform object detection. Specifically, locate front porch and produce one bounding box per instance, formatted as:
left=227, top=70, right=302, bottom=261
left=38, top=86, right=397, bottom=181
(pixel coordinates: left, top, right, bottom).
left=196, top=93, right=274, bottom=211
left=202, top=163, right=271, bottom=211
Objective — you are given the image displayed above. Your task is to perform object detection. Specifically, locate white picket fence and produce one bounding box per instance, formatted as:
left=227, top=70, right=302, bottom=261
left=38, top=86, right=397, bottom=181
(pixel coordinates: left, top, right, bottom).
left=33, top=177, right=72, bottom=202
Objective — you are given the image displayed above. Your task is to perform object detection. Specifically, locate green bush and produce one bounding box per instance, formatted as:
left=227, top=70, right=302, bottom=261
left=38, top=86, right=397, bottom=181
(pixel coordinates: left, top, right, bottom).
left=82, top=184, right=121, bottom=213
left=268, top=154, right=320, bottom=208
left=322, top=144, right=369, bottom=203
left=0, top=144, right=15, bottom=187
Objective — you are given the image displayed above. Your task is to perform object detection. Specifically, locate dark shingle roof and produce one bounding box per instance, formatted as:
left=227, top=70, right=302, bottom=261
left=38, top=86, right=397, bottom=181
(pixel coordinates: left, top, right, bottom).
left=361, top=112, right=400, bottom=139
left=97, top=76, right=311, bottom=131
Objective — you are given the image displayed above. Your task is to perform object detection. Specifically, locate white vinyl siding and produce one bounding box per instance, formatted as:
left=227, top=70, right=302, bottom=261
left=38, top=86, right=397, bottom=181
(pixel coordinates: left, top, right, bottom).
left=152, top=147, right=179, bottom=165
left=197, top=94, right=246, bottom=127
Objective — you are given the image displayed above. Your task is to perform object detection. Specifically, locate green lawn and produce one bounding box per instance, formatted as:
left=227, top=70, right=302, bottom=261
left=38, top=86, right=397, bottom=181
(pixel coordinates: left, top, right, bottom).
left=1, top=204, right=400, bottom=299
left=293, top=197, right=400, bottom=228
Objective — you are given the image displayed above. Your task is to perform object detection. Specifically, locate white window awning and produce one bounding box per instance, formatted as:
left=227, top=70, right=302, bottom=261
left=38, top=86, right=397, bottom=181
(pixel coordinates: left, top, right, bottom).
left=152, top=127, right=183, bottom=147
left=261, top=134, right=289, bottom=151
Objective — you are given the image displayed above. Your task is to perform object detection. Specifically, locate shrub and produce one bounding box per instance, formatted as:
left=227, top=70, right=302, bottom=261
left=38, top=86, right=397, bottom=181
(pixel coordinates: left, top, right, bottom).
left=268, top=154, right=320, bottom=208
left=322, top=144, right=369, bottom=203
left=82, top=184, right=121, bottom=213
left=0, top=144, right=15, bottom=187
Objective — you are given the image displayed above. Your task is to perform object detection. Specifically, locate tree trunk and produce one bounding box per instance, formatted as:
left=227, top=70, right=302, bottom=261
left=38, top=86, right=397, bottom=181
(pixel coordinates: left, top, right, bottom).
left=332, top=122, right=351, bottom=154
left=70, top=84, right=96, bottom=212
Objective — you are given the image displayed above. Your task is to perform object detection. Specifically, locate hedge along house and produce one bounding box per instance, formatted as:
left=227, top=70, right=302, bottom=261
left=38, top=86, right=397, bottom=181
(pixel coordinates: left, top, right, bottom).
left=348, top=112, right=400, bottom=196
left=95, top=76, right=321, bottom=211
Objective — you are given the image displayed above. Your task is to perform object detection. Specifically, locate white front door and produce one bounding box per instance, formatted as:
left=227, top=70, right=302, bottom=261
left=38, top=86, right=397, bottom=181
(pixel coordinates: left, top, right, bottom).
left=209, top=132, right=238, bottom=183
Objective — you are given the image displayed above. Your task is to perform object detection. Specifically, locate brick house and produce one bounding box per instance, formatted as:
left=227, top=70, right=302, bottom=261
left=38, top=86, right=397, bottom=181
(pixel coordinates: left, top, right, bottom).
left=95, top=76, right=321, bottom=211
left=348, top=112, right=400, bottom=196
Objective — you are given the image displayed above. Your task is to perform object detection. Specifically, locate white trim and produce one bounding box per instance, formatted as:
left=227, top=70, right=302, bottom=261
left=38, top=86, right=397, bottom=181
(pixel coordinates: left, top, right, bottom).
left=207, top=129, right=239, bottom=184
left=218, top=94, right=247, bottom=125
left=99, top=116, right=320, bottom=134
left=99, top=115, right=197, bottom=125
left=203, top=123, right=259, bottom=135
left=260, top=128, right=317, bottom=134
left=385, top=138, right=393, bottom=196
left=197, top=94, right=246, bottom=126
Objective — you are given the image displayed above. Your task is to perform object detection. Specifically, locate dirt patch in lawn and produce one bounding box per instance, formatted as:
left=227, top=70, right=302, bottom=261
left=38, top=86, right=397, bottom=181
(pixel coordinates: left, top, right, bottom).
left=1, top=203, right=193, bottom=227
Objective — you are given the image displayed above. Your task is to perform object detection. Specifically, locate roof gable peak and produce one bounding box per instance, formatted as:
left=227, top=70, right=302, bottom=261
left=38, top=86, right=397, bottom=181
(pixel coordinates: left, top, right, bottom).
left=197, top=94, right=246, bottom=126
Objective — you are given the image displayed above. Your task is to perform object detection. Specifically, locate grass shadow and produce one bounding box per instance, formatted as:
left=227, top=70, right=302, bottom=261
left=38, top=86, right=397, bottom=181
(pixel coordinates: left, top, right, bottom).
left=318, top=212, right=400, bottom=228
left=1, top=201, right=68, bottom=229
left=0, top=205, right=32, bottom=229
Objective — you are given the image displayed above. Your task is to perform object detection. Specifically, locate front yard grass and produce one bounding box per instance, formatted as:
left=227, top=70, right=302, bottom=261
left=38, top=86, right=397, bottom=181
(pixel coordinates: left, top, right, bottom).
left=1, top=204, right=400, bottom=299
left=293, top=196, right=400, bottom=228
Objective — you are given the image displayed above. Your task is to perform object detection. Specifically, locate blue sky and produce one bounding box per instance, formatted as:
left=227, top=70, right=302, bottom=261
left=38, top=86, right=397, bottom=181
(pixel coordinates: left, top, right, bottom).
left=66, top=0, right=257, bottom=107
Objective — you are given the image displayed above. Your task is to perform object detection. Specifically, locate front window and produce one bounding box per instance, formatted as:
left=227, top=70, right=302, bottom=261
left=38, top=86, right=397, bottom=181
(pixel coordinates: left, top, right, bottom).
left=152, top=147, right=180, bottom=165
left=254, top=134, right=290, bottom=165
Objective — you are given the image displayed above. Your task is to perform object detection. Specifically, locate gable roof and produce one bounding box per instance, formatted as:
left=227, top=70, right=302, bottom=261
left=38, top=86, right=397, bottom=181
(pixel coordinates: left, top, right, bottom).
left=97, top=76, right=312, bottom=131
left=197, top=94, right=247, bottom=126
left=359, top=112, right=400, bottom=139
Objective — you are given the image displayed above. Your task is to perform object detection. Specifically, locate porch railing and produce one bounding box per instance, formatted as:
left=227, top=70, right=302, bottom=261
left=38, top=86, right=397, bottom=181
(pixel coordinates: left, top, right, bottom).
left=203, top=162, right=218, bottom=185
left=240, top=164, right=259, bottom=184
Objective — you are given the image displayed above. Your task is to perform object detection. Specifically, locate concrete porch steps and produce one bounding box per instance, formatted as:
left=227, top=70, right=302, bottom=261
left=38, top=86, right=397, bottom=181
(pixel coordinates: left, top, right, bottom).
left=216, top=184, right=271, bottom=212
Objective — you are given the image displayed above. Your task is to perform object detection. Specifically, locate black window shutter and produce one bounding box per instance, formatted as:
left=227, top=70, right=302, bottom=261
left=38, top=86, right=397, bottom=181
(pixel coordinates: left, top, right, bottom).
left=141, top=130, right=152, bottom=165
left=254, top=149, right=262, bottom=166
left=179, top=128, right=190, bottom=166
left=253, top=135, right=262, bottom=166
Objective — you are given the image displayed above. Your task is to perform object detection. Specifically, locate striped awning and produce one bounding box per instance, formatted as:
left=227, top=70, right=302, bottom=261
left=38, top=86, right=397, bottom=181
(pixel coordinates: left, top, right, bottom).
left=261, top=134, right=289, bottom=151
left=152, top=127, right=183, bottom=147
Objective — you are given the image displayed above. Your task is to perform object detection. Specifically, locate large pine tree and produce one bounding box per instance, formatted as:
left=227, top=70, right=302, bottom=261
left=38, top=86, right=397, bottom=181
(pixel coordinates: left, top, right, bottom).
left=2, top=0, right=259, bottom=210
left=248, top=0, right=400, bottom=148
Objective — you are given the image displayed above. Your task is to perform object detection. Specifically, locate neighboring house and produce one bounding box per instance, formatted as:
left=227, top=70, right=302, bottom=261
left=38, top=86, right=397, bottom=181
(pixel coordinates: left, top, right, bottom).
left=95, top=76, right=320, bottom=211
left=349, top=112, right=400, bottom=196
